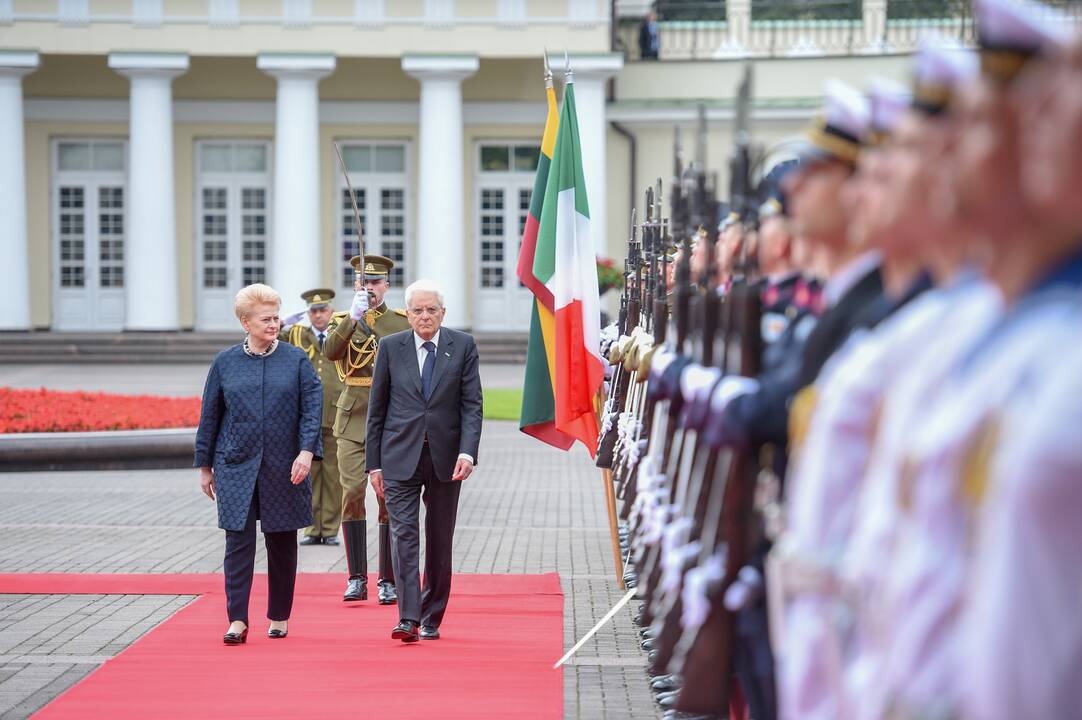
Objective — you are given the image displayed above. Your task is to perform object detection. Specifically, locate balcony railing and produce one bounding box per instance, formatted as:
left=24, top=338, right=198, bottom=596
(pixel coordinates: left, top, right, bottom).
left=5, top=0, right=608, bottom=29
left=616, top=0, right=1082, bottom=59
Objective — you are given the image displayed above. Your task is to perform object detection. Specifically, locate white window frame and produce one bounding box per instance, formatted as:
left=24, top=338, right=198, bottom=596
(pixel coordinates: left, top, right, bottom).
left=50, top=138, right=128, bottom=331
left=334, top=139, right=413, bottom=310
left=193, top=139, right=273, bottom=330
left=472, top=139, right=539, bottom=332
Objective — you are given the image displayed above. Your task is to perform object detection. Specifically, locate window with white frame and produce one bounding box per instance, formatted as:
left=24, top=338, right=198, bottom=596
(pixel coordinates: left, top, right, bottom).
left=194, top=140, right=271, bottom=330
left=337, top=141, right=410, bottom=290
left=52, top=139, right=127, bottom=330
left=473, top=141, right=540, bottom=331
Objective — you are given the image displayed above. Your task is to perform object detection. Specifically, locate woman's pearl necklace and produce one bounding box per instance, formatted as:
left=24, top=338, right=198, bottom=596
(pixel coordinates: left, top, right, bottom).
left=243, top=336, right=278, bottom=357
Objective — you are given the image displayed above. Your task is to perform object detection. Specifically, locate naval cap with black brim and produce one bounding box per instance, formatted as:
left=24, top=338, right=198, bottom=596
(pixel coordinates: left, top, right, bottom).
left=911, top=33, right=979, bottom=116
left=867, top=76, right=912, bottom=144
left=791, top=79, right=871, bottom=167
left=976, top=0, right=1070, bottom=84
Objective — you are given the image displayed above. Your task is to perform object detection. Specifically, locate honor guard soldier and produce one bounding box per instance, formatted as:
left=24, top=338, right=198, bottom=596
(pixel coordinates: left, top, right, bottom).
left=280, top=288, right=347, bottom=546
left=323, top=254, right=410, bottom=603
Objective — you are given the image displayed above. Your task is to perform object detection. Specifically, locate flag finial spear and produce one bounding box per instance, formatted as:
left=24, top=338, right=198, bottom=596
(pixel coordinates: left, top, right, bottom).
left=543, top=49, right=553, bottom=88
left=564, top=50, right=573, bottom=83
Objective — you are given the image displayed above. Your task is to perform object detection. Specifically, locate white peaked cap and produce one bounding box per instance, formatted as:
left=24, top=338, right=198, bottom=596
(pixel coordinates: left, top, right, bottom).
left=795, top=79, right=871, bottom=165
left=911, top=33, right=979, bottom=113
left=976, top=0, right=1071, bottom=54
left=822, top=78, right=872, bottom=141
left=914, top=33, right=979, bottom=90
left=867, top=76, right=912, bottom=136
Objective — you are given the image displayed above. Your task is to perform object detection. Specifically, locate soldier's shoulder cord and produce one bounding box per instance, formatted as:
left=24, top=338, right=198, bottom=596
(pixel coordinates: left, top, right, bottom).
left=393, top=308, right=407, bottom=317
left=287, top=324, right=316, bottom=360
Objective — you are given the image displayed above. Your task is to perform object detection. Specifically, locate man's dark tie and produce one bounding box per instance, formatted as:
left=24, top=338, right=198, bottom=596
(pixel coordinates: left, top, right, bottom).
left=318, top=332, right=325, bottom=352
left=421, top=341, right=436, bottom=400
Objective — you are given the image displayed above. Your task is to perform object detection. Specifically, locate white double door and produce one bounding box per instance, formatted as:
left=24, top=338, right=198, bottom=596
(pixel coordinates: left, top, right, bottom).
left=195, top=141, right=271, bottom=330
left=52, top=140, right=127, bottom=331
left=472, top=178, right=536, bottom=332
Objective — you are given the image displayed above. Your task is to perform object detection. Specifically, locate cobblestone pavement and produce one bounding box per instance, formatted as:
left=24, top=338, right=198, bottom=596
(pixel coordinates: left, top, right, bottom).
left=0, top=420, right=658, bottom=720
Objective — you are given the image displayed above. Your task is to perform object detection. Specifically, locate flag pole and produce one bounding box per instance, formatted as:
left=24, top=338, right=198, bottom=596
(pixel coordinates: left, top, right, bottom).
left=595, top=388, right=625, bottom=590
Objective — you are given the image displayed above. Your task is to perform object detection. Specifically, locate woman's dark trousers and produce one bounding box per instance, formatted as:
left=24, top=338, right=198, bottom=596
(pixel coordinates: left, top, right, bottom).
left=223, top=489, right=298, bottom=625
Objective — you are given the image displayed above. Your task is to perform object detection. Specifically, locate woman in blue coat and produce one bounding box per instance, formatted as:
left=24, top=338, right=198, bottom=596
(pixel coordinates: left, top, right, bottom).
left=195, top=283, right=323, bottom=644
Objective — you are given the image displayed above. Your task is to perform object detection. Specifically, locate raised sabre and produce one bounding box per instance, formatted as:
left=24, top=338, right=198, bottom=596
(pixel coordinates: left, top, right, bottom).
left=334, top=141, right=366, bottom=264
left=333, top=142, right=376, bottom=335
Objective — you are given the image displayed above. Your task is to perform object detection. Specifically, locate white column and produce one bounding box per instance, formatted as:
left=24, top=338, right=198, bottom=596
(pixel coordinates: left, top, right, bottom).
left=109, top=52, right=188, bottom=330
left=402, top=54, right=478, bottom=329
left=567, top=54, right=623, bottom=255
left=0, top=51, right=39, bottom=330
left=257, top=53, right=335, bottom=308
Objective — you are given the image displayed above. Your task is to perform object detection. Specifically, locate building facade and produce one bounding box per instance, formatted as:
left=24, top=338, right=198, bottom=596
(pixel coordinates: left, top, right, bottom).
left=3, top=0, right=1032, bottom=333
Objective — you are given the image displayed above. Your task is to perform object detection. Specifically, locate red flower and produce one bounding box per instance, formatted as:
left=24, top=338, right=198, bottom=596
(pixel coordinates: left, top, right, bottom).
left=0, top=387, right=201, bottom=433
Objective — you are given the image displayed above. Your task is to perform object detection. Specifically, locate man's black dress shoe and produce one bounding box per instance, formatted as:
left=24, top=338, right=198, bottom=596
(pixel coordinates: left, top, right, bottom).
left=323, top=536, right=340, bottom=546
left=223, top=628, right=248, bottom=645
left=377, top=580, right=397, bottom=605
left=299, top=536, right=322, bottom=546
left=419, top=625, right=440, bottom=640
left=391, top=620, right=420, bottom=643
left=343, top=576, right=368, bottom=602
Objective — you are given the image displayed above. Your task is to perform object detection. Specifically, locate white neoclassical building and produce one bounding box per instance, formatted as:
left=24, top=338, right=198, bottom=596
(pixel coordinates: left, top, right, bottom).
left=1, top=0, right=1015, bottom=334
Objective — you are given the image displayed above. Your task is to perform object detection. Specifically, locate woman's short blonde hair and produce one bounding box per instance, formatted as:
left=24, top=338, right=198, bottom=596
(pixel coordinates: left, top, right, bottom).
left=234, top=283, right=281, bottom=321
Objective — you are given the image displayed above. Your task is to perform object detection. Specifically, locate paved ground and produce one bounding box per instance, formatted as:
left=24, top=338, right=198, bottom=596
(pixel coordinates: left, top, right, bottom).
left=0, top=359, right=657, bottom=719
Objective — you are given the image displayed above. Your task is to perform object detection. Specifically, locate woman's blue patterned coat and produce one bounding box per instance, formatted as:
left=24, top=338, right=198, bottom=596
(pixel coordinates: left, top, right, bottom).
left=194, top=343, right=324, bottom=532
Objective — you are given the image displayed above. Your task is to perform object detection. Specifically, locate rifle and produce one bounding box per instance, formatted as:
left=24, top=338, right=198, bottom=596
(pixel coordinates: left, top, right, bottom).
left=596, top=210, right=640, bottom=469
left=672, top=62, right=765, bottom=716
left=646, top=106, right=728, bottom=674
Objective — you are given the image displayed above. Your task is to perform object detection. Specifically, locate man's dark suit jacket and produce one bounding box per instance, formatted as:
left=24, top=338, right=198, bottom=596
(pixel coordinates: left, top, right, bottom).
left=365, top=327, right=483, bottom=481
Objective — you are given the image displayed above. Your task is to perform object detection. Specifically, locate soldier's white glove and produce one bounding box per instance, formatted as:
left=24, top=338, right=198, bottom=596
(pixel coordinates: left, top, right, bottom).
left=349, top=291, right=369, bottom=321
left=282, top=310, right=305, bottom=327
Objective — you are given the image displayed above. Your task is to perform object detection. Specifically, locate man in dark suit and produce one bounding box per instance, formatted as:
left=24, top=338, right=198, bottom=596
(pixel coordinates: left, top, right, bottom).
left=365, top=278, right=483, bottom=643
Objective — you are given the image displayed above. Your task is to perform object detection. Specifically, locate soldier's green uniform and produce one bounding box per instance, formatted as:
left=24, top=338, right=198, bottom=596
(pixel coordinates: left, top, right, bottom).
left=323, top=255, right=410, bottom=603
left=279, top=288, right=347, bottom=545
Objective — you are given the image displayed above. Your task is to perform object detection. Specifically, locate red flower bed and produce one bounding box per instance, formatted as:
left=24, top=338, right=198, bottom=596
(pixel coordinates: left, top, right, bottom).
left=0, top=387, right=201, bottom=433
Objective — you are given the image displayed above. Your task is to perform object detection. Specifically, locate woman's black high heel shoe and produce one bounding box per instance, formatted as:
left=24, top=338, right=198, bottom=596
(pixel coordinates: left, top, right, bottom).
left=268, top=622, right=288, bottom=639
left=223, top=627, right=248, bottom=645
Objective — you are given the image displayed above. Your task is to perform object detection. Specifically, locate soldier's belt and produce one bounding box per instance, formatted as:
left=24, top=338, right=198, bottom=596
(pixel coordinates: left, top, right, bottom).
left=344, top=376, right=373, bottom=387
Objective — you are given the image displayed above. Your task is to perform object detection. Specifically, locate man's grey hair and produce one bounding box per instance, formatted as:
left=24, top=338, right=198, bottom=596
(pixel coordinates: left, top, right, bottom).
left=405, top=278, right=445, bottom=309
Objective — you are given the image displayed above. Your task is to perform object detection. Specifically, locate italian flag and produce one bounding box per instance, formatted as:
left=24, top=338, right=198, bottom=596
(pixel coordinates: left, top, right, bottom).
left=532, top=78, right=604, bottom=456
left=517, top=74, right=575, bottom=450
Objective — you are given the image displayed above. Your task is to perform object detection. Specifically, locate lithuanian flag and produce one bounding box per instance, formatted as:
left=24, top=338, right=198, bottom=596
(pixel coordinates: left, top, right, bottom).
left=517, top=71, right=575, bottom=450
left=532, top=75, right=604, bottom=456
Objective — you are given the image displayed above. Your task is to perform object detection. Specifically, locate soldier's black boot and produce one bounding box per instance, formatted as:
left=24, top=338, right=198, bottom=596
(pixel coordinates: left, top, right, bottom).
left=342, top=519, right=368, bottom=601
left=377, top=522, right=397, bottom=605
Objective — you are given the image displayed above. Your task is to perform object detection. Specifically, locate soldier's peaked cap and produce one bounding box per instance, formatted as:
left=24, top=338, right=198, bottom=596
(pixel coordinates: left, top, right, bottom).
left=867, top=76, right=911, bottom=143
left=911, top=33, right=978, bottom=115
left=301, top=288, right=335, bottom=308
left=794, top=79, right=871, bottom=166
left=350, top=254, right=395, bottom=280
left=975, top=0, right=1070, bottom=83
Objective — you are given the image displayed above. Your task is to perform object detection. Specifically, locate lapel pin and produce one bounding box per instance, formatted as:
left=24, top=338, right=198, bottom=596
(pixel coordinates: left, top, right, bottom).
left=444, top=352, right=451, bottom=357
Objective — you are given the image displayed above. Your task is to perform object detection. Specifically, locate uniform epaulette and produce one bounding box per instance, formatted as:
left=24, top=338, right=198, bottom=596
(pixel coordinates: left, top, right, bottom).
left=393, top=308, right=407, bottom=317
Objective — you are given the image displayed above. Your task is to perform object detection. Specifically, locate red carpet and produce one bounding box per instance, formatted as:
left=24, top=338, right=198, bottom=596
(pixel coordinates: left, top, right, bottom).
left=0, top=573, right=563, bottom=719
